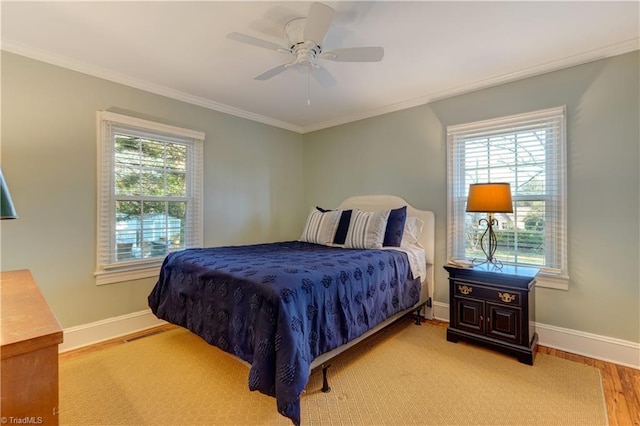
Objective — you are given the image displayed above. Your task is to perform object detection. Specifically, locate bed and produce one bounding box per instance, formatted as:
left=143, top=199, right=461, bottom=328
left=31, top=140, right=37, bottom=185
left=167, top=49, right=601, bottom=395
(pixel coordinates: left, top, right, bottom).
left=148, top=195, right=435, bottom=425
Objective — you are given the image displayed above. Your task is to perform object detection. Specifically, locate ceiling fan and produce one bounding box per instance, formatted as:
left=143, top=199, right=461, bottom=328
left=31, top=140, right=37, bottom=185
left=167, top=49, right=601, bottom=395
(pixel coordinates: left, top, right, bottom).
left=227, top=2, right=384, bottom=88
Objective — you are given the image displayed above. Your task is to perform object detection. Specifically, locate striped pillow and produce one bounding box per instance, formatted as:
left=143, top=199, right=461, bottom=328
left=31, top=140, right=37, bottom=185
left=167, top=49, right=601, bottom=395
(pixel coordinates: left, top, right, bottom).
left=344, top=209, right=391, bottom=249
left=300, top=208, right=342, bottom=245
left=315, top=207, right=353, bottom=245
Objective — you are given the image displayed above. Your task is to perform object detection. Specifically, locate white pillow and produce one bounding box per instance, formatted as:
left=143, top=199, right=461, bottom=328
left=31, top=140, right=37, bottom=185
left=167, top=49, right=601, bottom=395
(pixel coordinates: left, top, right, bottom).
left=401, top=216, right=425, bottom=250
left=344, top=209, right=391, bottom=249
left=300, top=208, right=341, bottom=245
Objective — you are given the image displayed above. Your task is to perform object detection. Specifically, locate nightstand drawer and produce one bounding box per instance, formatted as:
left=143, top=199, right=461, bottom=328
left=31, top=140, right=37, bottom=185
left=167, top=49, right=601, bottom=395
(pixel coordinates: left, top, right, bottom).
left=453, top=281, right=522, bottom=306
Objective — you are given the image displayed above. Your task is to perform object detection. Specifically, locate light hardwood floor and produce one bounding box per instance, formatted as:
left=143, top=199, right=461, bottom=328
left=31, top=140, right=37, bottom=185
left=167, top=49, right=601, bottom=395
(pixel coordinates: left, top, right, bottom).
left=59, top=320, right=639, bottom=425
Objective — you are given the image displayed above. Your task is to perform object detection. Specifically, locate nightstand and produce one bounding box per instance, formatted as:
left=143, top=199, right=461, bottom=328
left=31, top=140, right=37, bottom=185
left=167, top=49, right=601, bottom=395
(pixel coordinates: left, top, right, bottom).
left=444, top=263, right=538, bottom=365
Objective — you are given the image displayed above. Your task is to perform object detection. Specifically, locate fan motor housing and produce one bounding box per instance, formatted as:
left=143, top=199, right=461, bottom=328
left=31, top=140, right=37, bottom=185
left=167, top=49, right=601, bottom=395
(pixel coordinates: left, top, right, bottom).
left=285, top=18, right=307, bottom=48
left=285, top=17, right=320, bottom=66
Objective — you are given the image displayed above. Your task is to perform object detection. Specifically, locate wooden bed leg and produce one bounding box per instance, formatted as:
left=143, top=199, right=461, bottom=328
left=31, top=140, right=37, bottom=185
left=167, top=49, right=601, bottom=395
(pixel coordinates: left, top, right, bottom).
left=321, top=364, right=331, bottom=393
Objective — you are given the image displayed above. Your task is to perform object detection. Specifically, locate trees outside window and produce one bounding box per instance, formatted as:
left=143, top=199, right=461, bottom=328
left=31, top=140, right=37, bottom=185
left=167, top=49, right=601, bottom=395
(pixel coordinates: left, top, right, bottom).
left=96, top=112, right=203, bottom=285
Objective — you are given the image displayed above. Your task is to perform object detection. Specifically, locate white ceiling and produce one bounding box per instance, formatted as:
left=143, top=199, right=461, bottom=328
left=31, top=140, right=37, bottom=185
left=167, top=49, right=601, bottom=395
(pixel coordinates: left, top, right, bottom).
left=2, top=1, right=638, bottom=133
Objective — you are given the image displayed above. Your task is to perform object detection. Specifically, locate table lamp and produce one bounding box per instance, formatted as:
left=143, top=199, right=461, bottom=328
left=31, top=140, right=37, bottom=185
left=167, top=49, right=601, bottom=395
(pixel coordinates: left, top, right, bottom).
left=466, top=182, right=512, bottom=268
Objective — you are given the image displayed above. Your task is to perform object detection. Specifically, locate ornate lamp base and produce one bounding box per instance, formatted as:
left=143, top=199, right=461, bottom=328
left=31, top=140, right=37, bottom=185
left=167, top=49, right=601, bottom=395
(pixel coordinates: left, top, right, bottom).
left=472, top=213, right=504, bottom=269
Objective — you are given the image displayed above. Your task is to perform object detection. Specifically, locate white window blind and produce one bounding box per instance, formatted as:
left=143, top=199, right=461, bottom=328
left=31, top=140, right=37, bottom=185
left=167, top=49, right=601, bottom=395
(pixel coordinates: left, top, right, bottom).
left=96, top=111, right=203, bottom=285
left=447, top=106, right=567, bottom=282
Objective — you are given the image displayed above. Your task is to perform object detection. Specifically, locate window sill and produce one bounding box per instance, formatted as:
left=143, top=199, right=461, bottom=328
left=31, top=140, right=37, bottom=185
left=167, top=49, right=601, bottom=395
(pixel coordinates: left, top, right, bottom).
left=535, top=272, right=569, bottom=291
left=95, top=264, right=161, bottom=285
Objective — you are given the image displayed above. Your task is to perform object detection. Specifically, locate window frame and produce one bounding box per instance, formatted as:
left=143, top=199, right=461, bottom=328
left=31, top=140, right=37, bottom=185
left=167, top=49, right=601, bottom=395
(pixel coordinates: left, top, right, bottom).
left=446, top=106, right=568, bottom=290
left=95, top=111, right=204, bottom=285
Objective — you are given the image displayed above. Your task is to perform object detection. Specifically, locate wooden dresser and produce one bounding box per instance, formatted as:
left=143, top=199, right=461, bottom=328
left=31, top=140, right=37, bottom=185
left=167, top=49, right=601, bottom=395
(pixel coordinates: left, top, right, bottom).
left=1, top=270, right=63, bottom=425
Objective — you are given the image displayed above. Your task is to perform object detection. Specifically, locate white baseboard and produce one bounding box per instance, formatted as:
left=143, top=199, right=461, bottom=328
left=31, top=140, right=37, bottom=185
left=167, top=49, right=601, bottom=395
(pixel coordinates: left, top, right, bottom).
left=59, top=309, right=166, bottom=353
left=60, top=305, right=640, bottom=370
left=535, top=322, right=640, bottom=370
left=432, top=301, right=450, bottom=322
left=431, top=301, right=639, bottom=370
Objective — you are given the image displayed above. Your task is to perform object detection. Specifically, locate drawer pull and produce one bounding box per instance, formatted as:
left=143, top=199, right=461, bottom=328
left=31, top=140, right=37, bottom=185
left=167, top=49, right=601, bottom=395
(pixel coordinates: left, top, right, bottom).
left=498, top=292, right=516, bottom=303
left=458, top=285, right=473, bottom=295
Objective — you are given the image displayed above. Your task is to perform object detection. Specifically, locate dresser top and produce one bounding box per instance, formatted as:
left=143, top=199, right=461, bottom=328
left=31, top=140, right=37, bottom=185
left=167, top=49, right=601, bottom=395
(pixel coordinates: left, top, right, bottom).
left=1, top=269, right=63, bottom=358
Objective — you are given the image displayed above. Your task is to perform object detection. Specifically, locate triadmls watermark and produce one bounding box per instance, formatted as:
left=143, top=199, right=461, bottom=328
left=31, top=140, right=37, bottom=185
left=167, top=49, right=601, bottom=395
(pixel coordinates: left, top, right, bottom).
left=1, top=417, right=44, bottom=425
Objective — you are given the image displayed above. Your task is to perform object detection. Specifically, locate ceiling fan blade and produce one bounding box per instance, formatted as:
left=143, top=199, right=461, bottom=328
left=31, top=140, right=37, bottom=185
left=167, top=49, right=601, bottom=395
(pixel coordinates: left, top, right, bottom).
left=312, top=66, right=337, bottom=88
left=303, top=2, right=335, bottom=45
left=254, top=64, right=290, bottom=81
left=322, top=47, right=384, bottom=62
left=227, top=32, right=288, bottom=52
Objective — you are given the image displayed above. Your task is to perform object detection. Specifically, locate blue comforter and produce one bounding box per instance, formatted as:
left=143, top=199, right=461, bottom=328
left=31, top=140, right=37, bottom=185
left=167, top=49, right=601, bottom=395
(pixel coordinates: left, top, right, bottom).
left=148, top=241, right=420, bottom=424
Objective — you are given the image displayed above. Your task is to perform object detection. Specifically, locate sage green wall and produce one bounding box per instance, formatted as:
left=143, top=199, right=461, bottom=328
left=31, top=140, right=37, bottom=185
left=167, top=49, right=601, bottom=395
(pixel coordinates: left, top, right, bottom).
left=303, top=51, right=640, bottom=343
left=1, top=52, right=304, bottom=328
left=2, top=50, right=638, bottom=343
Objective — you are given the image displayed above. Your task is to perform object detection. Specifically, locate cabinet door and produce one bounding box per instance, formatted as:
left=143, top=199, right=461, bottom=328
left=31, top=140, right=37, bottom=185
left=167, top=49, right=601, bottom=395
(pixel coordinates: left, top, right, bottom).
left=454, top=297, right=485, bottom=334
left=486, top=302, right=521, bottom=344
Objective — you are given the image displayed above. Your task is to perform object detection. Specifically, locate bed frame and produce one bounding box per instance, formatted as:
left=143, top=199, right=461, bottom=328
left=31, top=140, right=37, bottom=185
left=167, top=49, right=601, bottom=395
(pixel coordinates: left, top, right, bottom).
left=309, top=195, right=435, bottom=390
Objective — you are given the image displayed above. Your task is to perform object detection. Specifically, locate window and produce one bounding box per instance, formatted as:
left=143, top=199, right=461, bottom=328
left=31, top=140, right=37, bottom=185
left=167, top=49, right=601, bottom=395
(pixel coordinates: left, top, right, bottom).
left=96, top=111, right=203, bottom=285
left=447, top=106, right=567, bottom=289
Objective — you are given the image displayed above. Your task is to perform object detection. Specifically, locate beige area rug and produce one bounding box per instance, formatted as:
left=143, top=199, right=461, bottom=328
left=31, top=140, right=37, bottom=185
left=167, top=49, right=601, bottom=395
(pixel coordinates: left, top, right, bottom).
left=59, top=319, right=607, bottom=425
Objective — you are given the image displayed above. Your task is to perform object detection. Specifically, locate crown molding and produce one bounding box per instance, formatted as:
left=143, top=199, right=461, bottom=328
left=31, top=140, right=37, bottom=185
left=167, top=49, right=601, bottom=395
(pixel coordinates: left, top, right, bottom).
left=300, top=38, right=640, bottom=133
left=3, top=37, right=638, bottom=135
left=1, top=40, right=304, bottom=134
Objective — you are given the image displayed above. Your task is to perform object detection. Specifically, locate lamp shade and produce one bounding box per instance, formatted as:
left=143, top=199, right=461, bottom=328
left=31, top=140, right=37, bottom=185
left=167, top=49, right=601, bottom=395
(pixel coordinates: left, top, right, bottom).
left=0, top=168, right=18, bottom=219
left=466, top=183, right=513, bottom=213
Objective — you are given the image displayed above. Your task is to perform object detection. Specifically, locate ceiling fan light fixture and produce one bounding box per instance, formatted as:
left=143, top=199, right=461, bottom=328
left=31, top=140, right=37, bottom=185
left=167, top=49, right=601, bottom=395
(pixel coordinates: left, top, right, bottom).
left=226, top=1, right=384, bottom=90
